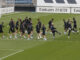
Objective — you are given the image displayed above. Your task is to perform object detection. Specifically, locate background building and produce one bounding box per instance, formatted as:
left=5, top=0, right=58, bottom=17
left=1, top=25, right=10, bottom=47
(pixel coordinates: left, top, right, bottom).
left=36, top=0, right=80, bottom=14
left=0, top=0, right=15, bottom=16
left=15, top=0, right=37, bottom=11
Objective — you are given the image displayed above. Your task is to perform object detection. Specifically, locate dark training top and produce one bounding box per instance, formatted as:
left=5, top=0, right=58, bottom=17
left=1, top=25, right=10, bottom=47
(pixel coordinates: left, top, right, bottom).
left=51, top=25, right=56, bottom=33
left=27, top=24, right=32, bottom=32
left=9, top=21, right=15, bottom=28
left=0, top=24, right=3, bottom=31
left=42, top=26, right=46, bottom=32
left=38, top=21, right=42, bottom=29
left=73, top=19, right=77, bottom=26
left=48, top=20, right=52, bottom=26
left=36, top=24, right=40, bottom=31
left=64, top=21, right=68, bottom=28
left=16, top=21, right=19, bottom=28
left=68, top=23, right=72, bottom=28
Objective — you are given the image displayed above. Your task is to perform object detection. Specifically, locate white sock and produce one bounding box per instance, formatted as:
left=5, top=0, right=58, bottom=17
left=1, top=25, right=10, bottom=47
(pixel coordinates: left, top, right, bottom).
left=38, top=36, right=40, bottom=39
left=24, top=36, right=26, bottom=39
left=72, top=31, right=75, bottom=33
left=31, top=36, right=33, bottom=39
left=53, top=36, right=55, bottom=39
left=25, top=31, right=27, bottom=33
left=40, top=35, right=42, bottom=38
left=77, top=31, right=79, bottom=32
left=3, top=35, right=5, bottom=38
left=31, top=34, right=33, bottom=39
left=28, top=38, right=30, bottom=40
left=15, top=35, right=17, bottom=39
left=64, top=32, right=66, bottom=35
left=10, top=35, right=12, bottom=39
left=50, top=32, right=52, bottom=34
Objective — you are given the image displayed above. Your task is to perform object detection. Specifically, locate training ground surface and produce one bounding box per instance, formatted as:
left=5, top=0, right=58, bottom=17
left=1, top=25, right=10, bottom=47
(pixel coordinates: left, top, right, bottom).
left=0, top=12, right=80, bottom=60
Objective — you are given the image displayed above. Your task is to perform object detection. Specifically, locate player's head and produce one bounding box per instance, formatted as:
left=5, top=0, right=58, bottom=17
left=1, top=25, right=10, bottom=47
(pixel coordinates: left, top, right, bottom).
left=51, top=18, right=54, bottom=21
left=11, top=18, right=13, bottom=21
left=63, top=19, right=65, bottom=21
left=73, top=17, right=75, bottom=20
left=38, top=19, right=40, bottom=21
left=29, top=18, right=32, bottom=21
left=20, top=19, right=22, bottom=22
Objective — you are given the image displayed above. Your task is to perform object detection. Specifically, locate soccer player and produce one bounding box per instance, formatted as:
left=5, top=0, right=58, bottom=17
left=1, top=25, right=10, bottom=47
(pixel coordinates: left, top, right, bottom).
left=29, top=18, right=33, bottom=39
left=73, top=18, right=77, bottom=30
left=9, top=19, right=17, bottom=39
left=15, top=19, right=20, bottom=33
left=27, top=23, right=32, bottom=40
left=0, top=22, right=5, bottom=38
left=36, top=23, right=41, bottom=39
left=37, top=19, right=42, bottom=38
left=51, top=24, right=61, bottom=39
left=42, top=24, right=47, bottom=40
left=19, top=19, right=23, bottom=36
left=63, top=19, right=68, bottom=34
left=47, top=18, right=54, bottom=34
left=68, top=20, right=72, bottom=38
left=20, top=21, right=26, bottom=39
left=72, top=17, right=78, bottom=32
left=37, top=19, right=42, bottom=29
left=24, top=17, right=30, bottom=33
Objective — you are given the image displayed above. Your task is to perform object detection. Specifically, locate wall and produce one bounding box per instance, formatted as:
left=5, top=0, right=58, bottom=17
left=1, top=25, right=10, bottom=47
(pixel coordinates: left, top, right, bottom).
left=36, top=7, right=80, bottom=14
left=36, top=0, right=80, bottom=14
left=0, top=7, right=14, bottom=14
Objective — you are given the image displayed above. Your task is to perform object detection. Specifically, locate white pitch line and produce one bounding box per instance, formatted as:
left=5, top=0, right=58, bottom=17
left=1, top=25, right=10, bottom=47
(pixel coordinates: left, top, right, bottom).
left=0, top=50, right=24, bottom=60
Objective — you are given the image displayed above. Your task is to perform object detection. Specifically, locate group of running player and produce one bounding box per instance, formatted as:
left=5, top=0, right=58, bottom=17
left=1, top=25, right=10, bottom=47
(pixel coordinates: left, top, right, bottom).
left=0, top=17, right=79, bottom=40
left=63, top=17, right=78, bottom=38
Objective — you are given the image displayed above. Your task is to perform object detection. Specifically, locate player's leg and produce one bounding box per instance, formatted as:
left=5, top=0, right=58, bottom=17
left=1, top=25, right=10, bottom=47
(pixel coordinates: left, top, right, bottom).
left=37, top=30, right=40, bottom=39
left=9, top=28, right=12, bottom=39
left=68, top=28, right=71, bottom=38
left=40, top=30, right=42, bottom=38
left=55, top=30, right=61, bottom=35
left=22, top=30, right=26, bottom=39
left=30, top=30, right=33, bottom=39
left=64, top=27, right=67, bottom=35
left=53, top=32, right=55, bottom=39
left=13, top=29, right=17, bottom=39
left=27, top=31, right=31, bottom=40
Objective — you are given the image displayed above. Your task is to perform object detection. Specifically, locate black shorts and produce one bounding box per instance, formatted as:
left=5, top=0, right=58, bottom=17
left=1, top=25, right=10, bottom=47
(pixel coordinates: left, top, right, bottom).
left=21, top=28, right=25, bottom=33
left=28, top=31, right=31, bottom=35
left=36, top=30, right=40, bottom=33
left=0, top=30, right=3, bottom=33
left=10, top=28, right=15, bottom=33
left=16, top=26, right=18, bottom=30
left=74, top=25, right=77, bottom=29
left=42, top=31, right=45, bottom=35
left=52, top=30, right=56, bottom=33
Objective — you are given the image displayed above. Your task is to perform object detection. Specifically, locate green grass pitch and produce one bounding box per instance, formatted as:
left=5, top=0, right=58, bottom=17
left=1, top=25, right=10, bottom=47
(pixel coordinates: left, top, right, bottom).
left=0, top=12, right=80, bottom=60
